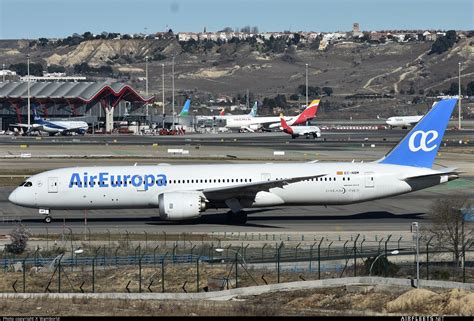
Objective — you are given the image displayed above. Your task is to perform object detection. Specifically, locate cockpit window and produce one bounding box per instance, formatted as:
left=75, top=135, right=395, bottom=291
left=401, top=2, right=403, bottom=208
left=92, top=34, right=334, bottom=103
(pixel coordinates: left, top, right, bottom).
left=24, top=182, right=33, bottom=187
left=18, top=182, right=26, bottom=187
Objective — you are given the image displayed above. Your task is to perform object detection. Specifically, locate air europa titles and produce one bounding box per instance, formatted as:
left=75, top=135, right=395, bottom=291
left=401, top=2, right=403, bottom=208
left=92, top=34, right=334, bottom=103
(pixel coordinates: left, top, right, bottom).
left=69, top=172, right=167, bottom=191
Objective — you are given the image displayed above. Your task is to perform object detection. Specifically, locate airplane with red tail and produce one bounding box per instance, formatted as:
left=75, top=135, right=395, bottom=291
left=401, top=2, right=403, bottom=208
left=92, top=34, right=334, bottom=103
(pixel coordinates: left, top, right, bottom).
left=280, top=114, right=321, bottom=139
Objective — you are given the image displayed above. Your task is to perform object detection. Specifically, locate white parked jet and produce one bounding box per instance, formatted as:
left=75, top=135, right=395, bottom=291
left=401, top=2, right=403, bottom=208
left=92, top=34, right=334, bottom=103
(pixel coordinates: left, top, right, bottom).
left=9, top=99, right=459, bottom=224
left=385, top=115, right=423, bottom=129
left=280, top=114, right=321, bottom=139
left=224, top=99, right=320, bottom=132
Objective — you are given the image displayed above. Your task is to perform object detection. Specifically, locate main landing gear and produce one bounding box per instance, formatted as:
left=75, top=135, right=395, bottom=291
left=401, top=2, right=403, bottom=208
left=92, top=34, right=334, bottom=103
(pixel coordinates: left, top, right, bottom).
left=225, top=211, right=248, bottom=224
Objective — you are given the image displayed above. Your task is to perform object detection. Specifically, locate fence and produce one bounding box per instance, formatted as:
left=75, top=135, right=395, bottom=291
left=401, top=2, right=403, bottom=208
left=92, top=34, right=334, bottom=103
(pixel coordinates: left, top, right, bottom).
left=1, top=229, right=472, bottom=293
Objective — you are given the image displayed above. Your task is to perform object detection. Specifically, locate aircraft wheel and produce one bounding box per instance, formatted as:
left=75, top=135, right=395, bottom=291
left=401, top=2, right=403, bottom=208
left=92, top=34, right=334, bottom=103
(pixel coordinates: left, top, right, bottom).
left=44, top=216, right=52, bottom=224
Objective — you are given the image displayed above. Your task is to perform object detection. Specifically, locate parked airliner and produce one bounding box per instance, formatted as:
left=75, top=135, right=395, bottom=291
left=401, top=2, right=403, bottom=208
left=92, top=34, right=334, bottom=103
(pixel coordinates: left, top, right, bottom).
left=386, top=115, right=423, bottom=129
left=197, top=101, right=259, bottom=125
left=224, top=99, right=320, bottom=132
left=280, top=115, right=321, bottom=139
left=9, top=99, right=458, bottom=224
left=12, top=106, right=88, bottom=136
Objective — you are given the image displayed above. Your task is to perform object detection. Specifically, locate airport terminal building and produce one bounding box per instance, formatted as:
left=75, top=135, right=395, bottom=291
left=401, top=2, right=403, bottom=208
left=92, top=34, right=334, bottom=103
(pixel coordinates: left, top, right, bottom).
left=0, top=81, right=154, bottom=132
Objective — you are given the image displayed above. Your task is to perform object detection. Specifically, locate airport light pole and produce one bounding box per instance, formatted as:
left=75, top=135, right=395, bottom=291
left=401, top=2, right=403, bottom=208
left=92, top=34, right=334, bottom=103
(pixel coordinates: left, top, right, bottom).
left=145, top=56, right=149, bottom=117
left=2, top=63, right=5, bottom=82
left=305, top=63, right=308, bottom=108
left=27, top=54, right=31, bottom=127
left=411, top=222, right=420, bottom=288
left=369, top=250, right=399, bottom=276
left=458, top=62, right=462, bottom=130
left=162, top=63, right=165, bottom=128
left=172, top=56, right=175, bottom=130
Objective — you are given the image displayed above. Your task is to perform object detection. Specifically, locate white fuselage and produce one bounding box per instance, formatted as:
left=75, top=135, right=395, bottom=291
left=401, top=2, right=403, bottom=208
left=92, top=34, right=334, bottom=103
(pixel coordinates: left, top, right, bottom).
left=9, top=162, right=443, bottom=211
left=40, top=120, right=89, bottom=134
left=224, top=115, right=302, bottom=130
left=386, top=116, right=423, bottom=128
left=286, top=125, right=321, bottom=137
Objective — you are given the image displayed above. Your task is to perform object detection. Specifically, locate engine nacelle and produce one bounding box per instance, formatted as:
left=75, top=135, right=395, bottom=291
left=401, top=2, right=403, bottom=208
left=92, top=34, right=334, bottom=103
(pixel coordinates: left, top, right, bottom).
left=158, top=192, right=206, bottom=220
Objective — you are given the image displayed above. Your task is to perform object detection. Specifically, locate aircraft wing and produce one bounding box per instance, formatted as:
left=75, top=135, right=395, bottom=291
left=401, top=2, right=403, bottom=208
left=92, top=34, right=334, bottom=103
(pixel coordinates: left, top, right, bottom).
left=199, top=174, right=327, bottom=202
left=10, top=123, right=34, bottom=129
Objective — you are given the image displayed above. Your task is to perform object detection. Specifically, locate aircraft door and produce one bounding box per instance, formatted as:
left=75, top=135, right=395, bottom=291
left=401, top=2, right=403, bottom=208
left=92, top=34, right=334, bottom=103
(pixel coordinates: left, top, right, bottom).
left=48, top=177, right=58, bottom=193
left=364, top=172, right=375, bottom=188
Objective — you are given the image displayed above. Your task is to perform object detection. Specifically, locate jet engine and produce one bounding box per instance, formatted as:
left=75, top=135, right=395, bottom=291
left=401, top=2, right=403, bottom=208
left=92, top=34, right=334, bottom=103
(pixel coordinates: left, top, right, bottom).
left=158, top=192, right=206, bottom=220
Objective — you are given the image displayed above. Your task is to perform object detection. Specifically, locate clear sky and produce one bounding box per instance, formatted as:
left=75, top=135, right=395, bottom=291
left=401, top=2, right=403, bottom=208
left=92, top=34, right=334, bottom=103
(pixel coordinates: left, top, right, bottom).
left=0, top=0, right=472, bottom=39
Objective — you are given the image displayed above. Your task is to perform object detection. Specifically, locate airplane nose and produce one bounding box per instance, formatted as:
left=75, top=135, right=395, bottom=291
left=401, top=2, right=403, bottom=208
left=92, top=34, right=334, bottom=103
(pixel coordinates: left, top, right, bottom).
left=8, top=189, right=22, bottom=205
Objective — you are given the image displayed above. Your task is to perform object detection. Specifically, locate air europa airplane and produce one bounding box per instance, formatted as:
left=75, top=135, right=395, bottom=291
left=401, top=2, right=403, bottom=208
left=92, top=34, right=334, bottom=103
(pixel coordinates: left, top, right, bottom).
left=9, top=99, right=459, bottom=224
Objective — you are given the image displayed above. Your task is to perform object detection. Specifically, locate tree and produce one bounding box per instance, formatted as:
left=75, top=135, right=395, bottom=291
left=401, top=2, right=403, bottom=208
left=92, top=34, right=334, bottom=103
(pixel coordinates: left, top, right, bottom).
left=291, top=33, right=301, bottom=45
left=274, top=94, right=287, bottom=108
left=297, top=84, right=321, bottom=98
left=466, top=81, right=474, bottom=96
left=9, top=63, right=43, bottom=76
left=322, top=87, right=333, bottom=97
left=47, top=64, right=66, bottom=73
left=38, top=38, right=49, bottom=46
left=429, top=30, right=457, bottom=55
left=425, top=196, right=472, bottom=266
left=364, top=256, right=399, bottom=276
left=82, top=31, right=94, bottom=40
left=446, top=82, right=464, bottom=96
left=6, top=225, right=31, bottom=254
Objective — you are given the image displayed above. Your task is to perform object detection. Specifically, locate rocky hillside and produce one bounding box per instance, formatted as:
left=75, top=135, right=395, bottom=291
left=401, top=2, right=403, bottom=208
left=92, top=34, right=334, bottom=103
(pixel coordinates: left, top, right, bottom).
left=1, top=36, right=473, bottom=118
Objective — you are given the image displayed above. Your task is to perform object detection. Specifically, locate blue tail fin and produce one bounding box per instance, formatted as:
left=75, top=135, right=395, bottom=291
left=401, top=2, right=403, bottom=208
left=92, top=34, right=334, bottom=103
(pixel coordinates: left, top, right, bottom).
left=379, top=98, right=457, bottom=168
left=32, top=105, right=42, bottom=121
left=248, top=101, right=258, bottom=117
left=178, top=99, right=191, bottom=116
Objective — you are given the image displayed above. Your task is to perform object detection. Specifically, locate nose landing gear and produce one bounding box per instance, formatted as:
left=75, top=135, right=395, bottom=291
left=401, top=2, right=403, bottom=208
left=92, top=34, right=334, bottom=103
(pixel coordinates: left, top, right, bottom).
left=39, top=209, right=53, bottom=223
